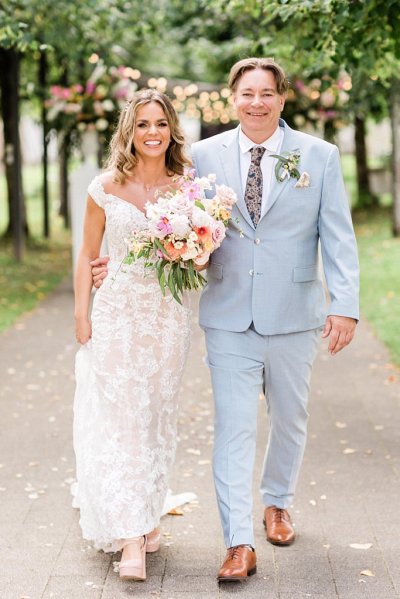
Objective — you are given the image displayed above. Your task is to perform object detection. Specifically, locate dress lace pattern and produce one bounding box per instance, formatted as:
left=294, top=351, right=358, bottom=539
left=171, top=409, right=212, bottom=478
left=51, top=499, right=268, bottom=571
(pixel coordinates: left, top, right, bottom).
left=72, top=175, right=192, bottom=552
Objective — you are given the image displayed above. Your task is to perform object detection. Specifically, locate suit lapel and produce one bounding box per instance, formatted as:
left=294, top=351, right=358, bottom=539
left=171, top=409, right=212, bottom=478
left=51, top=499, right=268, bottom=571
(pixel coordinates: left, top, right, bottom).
left=219, top=127, right=255, bottom=229
left=262, top=119, right=299, bottom=218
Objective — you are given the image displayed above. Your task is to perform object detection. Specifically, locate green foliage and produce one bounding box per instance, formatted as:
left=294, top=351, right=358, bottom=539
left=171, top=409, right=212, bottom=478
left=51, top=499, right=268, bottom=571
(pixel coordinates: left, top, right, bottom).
left=0, top=0, right=41, bottom=51
left=0, top=236, right=71, bottom=333
left=209, top=0, right=400, bottom=122
left=354, top=207, right=400, bottom=365
left=1, top=0, right=164, bottom=110
left=0, top=163, right=62, bottom=237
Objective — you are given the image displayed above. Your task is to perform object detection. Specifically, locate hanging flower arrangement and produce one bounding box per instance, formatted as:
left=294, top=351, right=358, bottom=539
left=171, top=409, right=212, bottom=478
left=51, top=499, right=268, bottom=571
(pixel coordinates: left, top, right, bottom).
left=46, top=62, right=139, bottom=137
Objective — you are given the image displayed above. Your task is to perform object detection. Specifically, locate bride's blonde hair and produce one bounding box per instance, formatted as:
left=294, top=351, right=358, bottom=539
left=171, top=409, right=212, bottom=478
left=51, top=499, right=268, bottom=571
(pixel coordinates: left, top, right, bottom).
left=105, top=89, right=190, bottom=184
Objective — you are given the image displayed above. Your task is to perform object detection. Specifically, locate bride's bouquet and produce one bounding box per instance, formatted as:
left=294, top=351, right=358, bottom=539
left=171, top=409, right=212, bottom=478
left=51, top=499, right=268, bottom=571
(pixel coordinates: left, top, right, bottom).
left=124, top=169, right=237, bottom=304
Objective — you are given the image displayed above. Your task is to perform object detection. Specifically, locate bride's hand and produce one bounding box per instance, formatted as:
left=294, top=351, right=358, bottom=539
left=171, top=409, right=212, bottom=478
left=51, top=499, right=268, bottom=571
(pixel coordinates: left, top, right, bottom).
left=75, top=317, right=92, bottom=344
left=194, top=260, right=209, bottom=272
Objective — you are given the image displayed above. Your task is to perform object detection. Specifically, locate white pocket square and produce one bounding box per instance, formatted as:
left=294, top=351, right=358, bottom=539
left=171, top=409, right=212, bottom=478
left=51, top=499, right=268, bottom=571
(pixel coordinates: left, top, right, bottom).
left=295, top=172, right=311, bottom=188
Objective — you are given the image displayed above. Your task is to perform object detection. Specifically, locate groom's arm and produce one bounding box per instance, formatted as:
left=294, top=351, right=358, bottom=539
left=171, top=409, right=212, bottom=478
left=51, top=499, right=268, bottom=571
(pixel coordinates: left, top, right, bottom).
left=318, top=145, right=359, bottom=354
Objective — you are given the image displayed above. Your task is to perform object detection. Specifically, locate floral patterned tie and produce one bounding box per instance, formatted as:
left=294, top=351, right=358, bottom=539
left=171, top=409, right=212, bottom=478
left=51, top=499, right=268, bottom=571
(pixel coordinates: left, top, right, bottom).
left=244, top=146, right=266, bottom=225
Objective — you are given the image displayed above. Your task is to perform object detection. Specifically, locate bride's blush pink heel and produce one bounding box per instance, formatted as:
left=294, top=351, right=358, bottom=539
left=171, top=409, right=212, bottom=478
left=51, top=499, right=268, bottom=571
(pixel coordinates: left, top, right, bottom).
left=119, top=536, right=147, bottom=581
left=146, top=528, right=161, bottom=553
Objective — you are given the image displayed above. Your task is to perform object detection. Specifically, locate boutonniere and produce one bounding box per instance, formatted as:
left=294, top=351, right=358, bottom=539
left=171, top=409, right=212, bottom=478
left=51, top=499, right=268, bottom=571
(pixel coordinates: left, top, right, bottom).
left=270, top=149, right=310, bottom=187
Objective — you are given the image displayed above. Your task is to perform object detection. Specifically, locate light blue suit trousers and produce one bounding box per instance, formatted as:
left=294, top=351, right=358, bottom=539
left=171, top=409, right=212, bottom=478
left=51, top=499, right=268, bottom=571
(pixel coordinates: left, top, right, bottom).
left=205, top=325, right=321, bottom=548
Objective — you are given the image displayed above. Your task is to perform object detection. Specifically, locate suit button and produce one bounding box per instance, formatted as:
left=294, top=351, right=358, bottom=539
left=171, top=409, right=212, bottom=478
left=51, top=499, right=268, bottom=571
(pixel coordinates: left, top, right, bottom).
left=249, top=269, right=254, bottom=276
left=254, top=238, right=261, bottom=245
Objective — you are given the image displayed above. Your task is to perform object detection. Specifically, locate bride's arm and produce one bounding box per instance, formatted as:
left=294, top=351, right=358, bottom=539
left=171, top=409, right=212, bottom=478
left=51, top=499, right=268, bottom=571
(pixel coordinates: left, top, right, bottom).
left=74, top=195, right=105, bottom=344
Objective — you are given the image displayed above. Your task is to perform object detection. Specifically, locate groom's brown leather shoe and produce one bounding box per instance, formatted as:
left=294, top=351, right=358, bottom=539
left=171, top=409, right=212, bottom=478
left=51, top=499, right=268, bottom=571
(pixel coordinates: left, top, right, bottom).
left=217, top=545, right=257, bottom=581
left=263, top=506, right=295, bottom=546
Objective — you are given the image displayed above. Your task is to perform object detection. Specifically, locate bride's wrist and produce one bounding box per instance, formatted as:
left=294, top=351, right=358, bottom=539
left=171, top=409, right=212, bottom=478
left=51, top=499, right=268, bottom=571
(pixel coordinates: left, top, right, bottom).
left=75, top=313, right=89, bottom=322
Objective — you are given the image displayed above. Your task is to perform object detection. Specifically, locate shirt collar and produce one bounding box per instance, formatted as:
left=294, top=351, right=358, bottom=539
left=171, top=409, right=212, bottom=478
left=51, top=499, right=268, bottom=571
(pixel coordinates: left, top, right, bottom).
left=238, top=124, right=283, bottom=155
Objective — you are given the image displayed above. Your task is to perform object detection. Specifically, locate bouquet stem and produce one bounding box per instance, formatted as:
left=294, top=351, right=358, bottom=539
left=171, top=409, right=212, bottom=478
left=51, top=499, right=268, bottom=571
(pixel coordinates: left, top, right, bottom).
left=157, top=260, right=206, bottom=305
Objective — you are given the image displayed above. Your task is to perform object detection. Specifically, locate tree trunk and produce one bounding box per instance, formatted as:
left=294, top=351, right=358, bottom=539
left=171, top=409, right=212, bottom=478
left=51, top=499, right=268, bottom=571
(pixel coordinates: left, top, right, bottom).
left=323, top=120, right=336, bottom=144
left=58, top=65, right=70, bottom=228
left=354, top=116, right=378, bottom=208
left=58, top=131, right=71, bottom=228
left=39, top=50, right=50, bottom=238
left=391, top=78, right=400, bottom=236
left=0, top=47, right=25, bottom=260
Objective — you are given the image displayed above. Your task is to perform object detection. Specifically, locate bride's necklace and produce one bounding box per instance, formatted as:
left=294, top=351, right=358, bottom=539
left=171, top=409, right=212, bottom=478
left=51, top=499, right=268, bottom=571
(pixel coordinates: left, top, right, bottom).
left=142, top=177, right=167, bottom=193
left=127, top=174, right=169, bottom=193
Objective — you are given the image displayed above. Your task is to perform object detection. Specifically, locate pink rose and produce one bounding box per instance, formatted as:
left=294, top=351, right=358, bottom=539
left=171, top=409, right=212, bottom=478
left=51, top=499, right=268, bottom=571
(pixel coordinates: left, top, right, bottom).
left=61, top=88, right=72, bottom=100
left=211, top=221, right=226, bottom=248
left=215, top=184, right=237, bottom=209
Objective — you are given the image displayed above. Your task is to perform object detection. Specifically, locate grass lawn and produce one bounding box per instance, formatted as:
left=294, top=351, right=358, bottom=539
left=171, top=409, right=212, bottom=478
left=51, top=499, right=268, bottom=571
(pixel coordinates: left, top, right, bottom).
left=353, top=207, right=400, bottom=366
left=0, top=235, right=71, bottom=332
left=341, top=154, right=400, bottom=365
left=0, top=163, right=72, bottom=333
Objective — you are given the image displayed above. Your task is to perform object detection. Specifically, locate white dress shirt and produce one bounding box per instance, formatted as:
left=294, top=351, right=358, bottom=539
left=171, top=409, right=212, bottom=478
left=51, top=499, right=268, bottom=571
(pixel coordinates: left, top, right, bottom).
left=238, top=125, right=284, bottom=219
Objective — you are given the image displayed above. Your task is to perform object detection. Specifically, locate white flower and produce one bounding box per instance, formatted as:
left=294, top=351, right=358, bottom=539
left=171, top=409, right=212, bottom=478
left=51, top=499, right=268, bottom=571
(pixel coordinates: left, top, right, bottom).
left=194, top=176, right=213, bottom=192
left=64, top=103, right=81, bottom=115
left=170, top=214, right=190, bottom=238
left=102, top=99, right=115, bottom=112
left=280, top=168, right=290, bottom=181
left=191, top=206, right=213, bottom=228
left=146, top=201, right=169, bottom=221
left=181, top=246, right=199, bottom=260
left=208, top=173, right=217, bottom=183
left=168, top=193, right=193, bottom=217
left=95, top=118, right=109, bottom=131
left=294, top=171, right=311, bottom=188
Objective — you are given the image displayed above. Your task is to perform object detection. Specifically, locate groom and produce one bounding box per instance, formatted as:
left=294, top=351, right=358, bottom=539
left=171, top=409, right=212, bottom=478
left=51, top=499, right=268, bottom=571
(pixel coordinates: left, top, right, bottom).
left=92, top=57, right=359, bottom=581
left=190, top=57, right=359, bottom=581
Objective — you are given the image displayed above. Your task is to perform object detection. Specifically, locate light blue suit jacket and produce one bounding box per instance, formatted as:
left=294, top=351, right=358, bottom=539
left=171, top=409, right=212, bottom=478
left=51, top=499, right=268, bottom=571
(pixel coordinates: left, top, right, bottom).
left=191, top=119, right=359, bottom=335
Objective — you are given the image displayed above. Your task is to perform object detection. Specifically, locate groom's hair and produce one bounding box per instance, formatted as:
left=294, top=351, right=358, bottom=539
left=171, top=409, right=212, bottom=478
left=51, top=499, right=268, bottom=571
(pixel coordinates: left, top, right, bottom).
left=228, top=57, right=288, bottom=95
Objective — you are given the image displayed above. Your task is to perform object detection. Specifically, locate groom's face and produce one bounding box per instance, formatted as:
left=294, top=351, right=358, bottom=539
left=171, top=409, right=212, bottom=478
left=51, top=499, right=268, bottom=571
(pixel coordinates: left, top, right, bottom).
left=233, top=68, right=285, bottom=142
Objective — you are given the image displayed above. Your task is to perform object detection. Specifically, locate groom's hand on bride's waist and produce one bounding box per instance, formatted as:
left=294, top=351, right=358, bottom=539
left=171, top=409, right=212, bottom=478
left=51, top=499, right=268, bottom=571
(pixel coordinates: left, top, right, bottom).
left=90, top=256, right=110, bottom=288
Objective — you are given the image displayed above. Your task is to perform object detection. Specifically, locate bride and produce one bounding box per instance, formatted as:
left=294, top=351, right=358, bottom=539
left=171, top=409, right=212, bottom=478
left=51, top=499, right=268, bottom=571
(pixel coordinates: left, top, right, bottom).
left=73, top=89, right=192, bottom=581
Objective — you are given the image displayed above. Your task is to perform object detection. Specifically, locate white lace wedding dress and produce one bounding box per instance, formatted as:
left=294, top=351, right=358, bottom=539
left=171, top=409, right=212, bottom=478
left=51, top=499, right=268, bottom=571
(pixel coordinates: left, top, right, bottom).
left=72, top=175, right=192, bottom=552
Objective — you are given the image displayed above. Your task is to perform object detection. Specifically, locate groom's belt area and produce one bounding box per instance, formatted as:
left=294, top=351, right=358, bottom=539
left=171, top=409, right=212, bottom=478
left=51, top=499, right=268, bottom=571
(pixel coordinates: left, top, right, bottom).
left=207, top=262, right=319, bottom=283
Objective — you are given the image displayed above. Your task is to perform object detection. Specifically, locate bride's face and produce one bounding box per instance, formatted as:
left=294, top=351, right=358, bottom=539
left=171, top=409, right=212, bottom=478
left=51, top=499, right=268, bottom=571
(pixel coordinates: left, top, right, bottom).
left=132, top=101, right=171, bottom=160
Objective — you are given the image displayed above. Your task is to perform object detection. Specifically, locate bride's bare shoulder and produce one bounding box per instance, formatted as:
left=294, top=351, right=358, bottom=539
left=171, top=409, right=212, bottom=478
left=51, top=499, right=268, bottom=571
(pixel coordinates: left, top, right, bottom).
left=98, top=171, right=115, bottom=192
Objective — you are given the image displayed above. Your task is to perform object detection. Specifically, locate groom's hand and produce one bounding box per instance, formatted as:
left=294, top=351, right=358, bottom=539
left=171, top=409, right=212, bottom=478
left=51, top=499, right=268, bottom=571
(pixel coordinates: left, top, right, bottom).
left=90, top=256, right=110, bottom=288
left=322, top=315, right=357, bottom=355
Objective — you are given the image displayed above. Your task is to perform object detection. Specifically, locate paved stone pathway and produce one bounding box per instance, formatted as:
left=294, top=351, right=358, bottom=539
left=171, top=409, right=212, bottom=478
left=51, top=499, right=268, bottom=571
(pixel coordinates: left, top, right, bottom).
left=0, top=279, right=399, bottom=598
